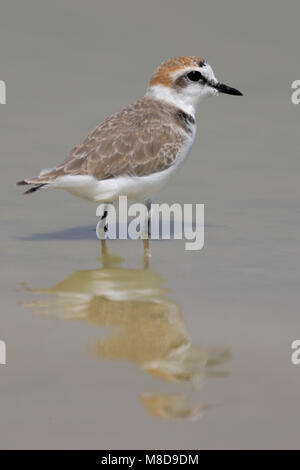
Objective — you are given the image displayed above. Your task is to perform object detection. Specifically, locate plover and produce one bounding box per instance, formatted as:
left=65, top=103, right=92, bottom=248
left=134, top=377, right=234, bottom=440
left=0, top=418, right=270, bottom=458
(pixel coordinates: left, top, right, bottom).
left=17, top=56, right=242, bottom=235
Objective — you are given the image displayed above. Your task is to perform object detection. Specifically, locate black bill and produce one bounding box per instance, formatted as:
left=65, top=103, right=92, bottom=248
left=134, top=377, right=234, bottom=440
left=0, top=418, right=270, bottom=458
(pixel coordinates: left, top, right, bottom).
left=215, top=82, right=243, bottom=96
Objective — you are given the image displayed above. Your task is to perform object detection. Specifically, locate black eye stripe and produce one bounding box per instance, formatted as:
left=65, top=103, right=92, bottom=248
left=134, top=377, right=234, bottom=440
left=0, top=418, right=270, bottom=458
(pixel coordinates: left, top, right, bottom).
left=174, top=68, right=210, bottom=90
left=186, top=71, right=206, bottom=82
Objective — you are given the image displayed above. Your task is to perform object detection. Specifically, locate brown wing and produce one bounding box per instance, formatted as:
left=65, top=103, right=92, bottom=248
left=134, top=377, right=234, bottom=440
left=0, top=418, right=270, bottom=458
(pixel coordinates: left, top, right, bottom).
left=19, top=98, right=185, bottom=186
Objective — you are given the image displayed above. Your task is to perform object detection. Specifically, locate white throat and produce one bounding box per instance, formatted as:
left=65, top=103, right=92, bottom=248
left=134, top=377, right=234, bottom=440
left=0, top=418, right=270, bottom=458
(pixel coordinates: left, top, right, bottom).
left=145, top=85, right=198, bottom=117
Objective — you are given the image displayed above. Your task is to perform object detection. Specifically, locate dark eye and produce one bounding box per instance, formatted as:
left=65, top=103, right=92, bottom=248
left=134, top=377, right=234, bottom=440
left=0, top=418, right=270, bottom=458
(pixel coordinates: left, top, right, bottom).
left=187, top=71, right=203, bottom=82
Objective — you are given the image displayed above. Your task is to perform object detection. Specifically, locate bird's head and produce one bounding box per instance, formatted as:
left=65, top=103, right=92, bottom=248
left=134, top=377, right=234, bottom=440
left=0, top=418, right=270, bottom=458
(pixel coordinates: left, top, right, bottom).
left=146, top=56, right=242, bottom=115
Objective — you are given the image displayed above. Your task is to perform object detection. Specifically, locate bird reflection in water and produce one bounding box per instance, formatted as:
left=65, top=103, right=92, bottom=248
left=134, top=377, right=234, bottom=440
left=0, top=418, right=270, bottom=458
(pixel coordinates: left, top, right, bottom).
left=23, top=240, right=230, bottom=421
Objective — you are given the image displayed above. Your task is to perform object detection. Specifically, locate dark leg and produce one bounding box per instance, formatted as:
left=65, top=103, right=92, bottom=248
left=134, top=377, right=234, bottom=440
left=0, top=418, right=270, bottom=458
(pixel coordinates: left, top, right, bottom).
left=146, top=199, right=152, bottom=238
left=142, top=200, right=152, bottom=267
left=101, top=210, right=108, bottom=233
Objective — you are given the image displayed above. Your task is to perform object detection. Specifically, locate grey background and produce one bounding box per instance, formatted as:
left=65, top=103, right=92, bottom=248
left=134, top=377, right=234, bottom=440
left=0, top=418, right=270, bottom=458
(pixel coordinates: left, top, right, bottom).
left=0, top=0, right=300, bottom=449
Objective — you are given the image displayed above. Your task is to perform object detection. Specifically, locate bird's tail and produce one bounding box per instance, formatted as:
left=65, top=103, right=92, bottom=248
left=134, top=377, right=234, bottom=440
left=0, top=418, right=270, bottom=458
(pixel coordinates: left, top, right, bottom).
left=16, top=164, right=63, bottom=194
left=16, top=177, right=49, bottom=194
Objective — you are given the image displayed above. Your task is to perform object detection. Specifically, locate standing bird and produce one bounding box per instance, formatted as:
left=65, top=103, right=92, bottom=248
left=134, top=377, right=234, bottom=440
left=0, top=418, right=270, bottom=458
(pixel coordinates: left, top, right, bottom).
left=17, top=56, right=242, bottom=238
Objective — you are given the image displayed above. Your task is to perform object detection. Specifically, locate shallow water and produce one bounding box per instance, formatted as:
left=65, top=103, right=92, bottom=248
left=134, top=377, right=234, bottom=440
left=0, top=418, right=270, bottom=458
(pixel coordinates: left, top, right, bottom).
left=1, top=0, right=300, bottom=449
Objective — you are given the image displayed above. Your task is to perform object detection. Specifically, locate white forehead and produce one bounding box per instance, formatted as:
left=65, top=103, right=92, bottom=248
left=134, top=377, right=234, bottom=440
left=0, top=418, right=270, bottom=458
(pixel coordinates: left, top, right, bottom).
left=171, top=62, right=218, bottom=84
